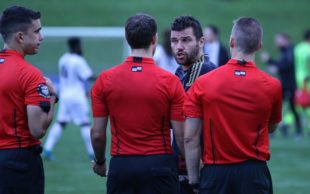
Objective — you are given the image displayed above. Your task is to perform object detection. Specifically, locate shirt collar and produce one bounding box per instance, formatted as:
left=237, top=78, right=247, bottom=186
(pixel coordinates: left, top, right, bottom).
left=125, top=56, right=155, bottom=64
left=0, top=49, right=24, bottom=59
left=227, top=59, right=256, bottom=67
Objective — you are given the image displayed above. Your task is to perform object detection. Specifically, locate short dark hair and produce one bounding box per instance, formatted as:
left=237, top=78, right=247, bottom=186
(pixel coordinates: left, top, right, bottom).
left=206, top=24, right=219, bottom=36
left=125, top=13, right=157, bottom=49
left=68, top=37, right=82, bottom=55
left=304, top=29, right=310, bottom=41
left=171, top=16, right=203, bottom=40
left=162, top=29, right=173, bottom=57
left=231, top=17, right=262, bottom=54
left=0, top=6, right=41, bottom=42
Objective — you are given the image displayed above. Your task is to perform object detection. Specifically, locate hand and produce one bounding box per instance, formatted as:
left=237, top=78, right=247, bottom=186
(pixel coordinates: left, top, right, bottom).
left=44, top=77, right=56, bottom=96
left=260, top=51, right=270, bottom=63
left=92, top=161, right=107, bottom=177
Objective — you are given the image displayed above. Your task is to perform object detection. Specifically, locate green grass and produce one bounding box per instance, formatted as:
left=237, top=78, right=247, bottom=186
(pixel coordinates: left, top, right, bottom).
left=1, top=1, right=309, bottom=193
left=42, top=123, right=310, bottom=194
left=1, top=0, right=310, bottom=73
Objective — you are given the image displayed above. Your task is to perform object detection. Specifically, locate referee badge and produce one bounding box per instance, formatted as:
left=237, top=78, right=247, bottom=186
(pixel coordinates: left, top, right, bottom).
left=234, top=70, right=246, bottom=77
left=132, top=66, right=143, bottom=72
left=37, top=84, right=50, bottom=98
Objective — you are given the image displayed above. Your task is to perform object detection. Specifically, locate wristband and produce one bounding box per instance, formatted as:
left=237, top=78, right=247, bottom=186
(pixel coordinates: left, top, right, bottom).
left=95, top=158, right=106, bottom=165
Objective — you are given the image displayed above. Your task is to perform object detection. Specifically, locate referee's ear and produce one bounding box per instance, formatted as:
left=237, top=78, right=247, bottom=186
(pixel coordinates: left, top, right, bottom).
left=151, top=33, right=158, bottom=46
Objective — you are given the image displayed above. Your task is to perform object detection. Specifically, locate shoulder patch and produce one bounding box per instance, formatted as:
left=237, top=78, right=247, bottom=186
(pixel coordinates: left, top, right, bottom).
left=37, top=84, right=50, bottom=98
left=0, top=58, right=4, bottom=64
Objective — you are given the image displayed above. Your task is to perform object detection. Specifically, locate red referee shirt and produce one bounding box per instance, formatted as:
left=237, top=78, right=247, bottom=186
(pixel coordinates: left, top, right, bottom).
left=91, top=56, right=185, bottom=156
left=0, top=50, right=51, bottom=149
left=184, top=59, right=282, bottom=164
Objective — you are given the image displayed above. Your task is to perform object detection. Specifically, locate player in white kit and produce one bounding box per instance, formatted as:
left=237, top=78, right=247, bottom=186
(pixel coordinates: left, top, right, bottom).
left=43, top=37, right=95, bottom=160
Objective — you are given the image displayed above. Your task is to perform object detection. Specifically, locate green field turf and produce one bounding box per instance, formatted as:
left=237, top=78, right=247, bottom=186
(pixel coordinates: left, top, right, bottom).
left=1, top=0, right=310, bottom=73
left=0, top=1, right=310, bottom=193
left=42, top=124, right=310, bottom=194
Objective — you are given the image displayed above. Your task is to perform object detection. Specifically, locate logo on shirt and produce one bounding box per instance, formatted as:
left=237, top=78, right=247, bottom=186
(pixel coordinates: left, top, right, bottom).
left=132, top=66, right=143, bottom=72
left=37, top=84, right=50, bottom=98
left=0, top=58, right=4, bottom=64
left=234, top=70, right=246, bottom=77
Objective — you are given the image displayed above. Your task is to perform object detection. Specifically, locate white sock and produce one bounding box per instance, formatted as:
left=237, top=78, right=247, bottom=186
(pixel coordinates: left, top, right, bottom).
left=80, top=125, right=94, bottom=156
left=44, top=122, right=63, bottom=152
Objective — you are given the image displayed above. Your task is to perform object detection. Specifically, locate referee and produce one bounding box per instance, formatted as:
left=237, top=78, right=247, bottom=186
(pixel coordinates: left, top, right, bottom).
left=0, top=6, right=57, bottom=194
left=184, top=17, right=282, bottom=194
left=91, top=13, right=185, bottom=194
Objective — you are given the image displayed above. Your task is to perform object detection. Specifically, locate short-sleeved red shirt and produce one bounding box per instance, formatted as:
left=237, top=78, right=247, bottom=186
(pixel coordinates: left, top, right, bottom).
left=0, top=50, right=50, bottom=149
left=184, top=59, right=282, bottom=164
left=91, top=56, right=185, bottom=156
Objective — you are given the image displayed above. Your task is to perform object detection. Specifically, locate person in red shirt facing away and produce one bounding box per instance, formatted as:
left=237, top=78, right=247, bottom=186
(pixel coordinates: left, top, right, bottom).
left=91, top=13, right=185, bottom=194
left=184, top=17, right=282, bottom=194
left=0, top=6, right=57, bottom=194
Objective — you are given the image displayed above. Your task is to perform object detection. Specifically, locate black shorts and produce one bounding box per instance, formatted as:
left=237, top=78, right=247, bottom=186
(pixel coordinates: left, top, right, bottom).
left=107, top=154, right=179, bottom=194
left=199, top=160, right=273, bottom=194
left=0, top=145, right=44, bottom=194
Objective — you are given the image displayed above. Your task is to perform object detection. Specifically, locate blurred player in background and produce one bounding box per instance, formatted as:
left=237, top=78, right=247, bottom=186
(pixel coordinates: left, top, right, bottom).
left=0, top=6, right=57, bottom=194
left=170, top=15, right=215, bottom=194
left=43, top=37, right=95, bottom=160
left=203, top=24, right=229, bottom=67
left=295, top=29, right=310, bottom=89
left=154, top=29, right=179, bottom=74
left=261, top=33, right=302, bottom=138
left=91, top=13, right=185, bottom=194
left=184, top=17, right=282, bottom=194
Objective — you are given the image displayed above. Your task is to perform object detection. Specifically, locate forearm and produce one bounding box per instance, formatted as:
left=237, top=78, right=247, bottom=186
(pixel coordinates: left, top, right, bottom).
left=184, top=117, right=202, bottom=184
left=185, top=137, right=201, bottom=183
left=91, top=130, right=106, bottom=161
left=171, top=120, right=185, bottom=155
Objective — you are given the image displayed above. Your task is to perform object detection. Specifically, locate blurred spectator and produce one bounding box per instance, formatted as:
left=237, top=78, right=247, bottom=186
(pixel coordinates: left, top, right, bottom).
left=154, top=29, right=179, bottom=74
left=203, top=24, right=229, bottom=67
left=261, top=33, right=302, bottom=137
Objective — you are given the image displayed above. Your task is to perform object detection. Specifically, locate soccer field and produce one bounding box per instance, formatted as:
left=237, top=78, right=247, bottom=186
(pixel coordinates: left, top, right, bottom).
left=42, top=124, right=310, bottom=194
left=1, top=0, right=309, bottom=193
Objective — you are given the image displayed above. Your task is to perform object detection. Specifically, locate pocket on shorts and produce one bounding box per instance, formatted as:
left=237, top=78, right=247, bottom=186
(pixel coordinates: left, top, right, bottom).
left=150, top=167, right=173, bottom=177
left=199, top=179, right=215, bottom=192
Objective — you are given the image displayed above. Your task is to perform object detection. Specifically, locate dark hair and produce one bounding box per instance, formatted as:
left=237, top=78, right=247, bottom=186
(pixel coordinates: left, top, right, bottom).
left=304, top=29, right=310, bottom=41
left=231, top=17, right=262, bottom=54
left=171, top=16, right=203, bottom=40
left=68, top=37, right=82, bottom=55
left=206, top=24, right=219, bottom=36
left=162, top=29, right=173, bottom=57
left=0, top=6, right=41, bottom=42
left=125, top=13, right=157, bottom=49
left=277, top=32, right=290, bottom=41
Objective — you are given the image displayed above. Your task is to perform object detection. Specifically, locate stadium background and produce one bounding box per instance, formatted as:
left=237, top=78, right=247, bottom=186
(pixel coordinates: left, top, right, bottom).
left=0, top=0, right=310, bottom=193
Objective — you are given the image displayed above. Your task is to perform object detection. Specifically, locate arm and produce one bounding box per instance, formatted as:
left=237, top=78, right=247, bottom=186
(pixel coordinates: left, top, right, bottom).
left=184, top=117, right=202, bottom=184
left=27, top=98, right=56, bottom=139
left=91, top=117, right=108, bottom=177
left=27, top=77, right=57, bottom=139
left=171, top=120, right=185, bottom=155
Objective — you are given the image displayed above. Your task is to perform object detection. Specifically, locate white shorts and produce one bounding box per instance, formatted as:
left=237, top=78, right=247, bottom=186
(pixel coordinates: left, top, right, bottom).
left=56, top=97, right=90, bottom=125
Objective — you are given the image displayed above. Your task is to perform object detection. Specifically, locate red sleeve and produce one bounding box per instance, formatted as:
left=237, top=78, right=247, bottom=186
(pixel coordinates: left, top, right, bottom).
left=19, top=66, right=50, bottom=106
left=270, top=80, right=282, bottom=123
left=91, top=73, right=109, bottom=117
left=183, top=79, right=203, bottom=118
left=169, top=76, right=185, bottom=121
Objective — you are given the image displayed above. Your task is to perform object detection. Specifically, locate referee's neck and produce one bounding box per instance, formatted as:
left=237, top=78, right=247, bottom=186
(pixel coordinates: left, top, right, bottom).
left=131, top=48, right=153, bottom=59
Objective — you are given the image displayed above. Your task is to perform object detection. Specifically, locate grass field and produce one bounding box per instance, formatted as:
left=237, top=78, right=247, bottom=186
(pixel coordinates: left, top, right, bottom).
left=42, top=125, right=310, bottom=194
left=0, top=1, right=310, bottom=193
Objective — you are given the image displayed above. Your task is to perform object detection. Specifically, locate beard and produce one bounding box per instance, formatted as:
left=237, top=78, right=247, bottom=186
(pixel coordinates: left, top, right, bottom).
left=175, top=44, right=200, bottom=67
